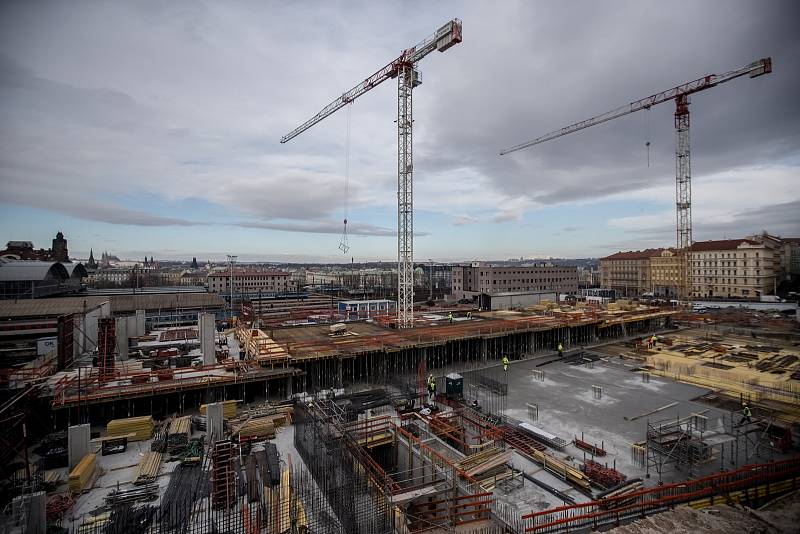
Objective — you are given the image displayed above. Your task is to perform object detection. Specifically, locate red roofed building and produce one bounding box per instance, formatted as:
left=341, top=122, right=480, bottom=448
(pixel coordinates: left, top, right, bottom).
left=207, top=269, right=296, bottom=295
left=688, top=239, right=775, bottom=299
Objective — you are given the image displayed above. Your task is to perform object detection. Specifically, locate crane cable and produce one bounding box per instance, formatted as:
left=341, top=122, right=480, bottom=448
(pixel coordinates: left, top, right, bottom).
left=339, top=103, right=352, bottom=254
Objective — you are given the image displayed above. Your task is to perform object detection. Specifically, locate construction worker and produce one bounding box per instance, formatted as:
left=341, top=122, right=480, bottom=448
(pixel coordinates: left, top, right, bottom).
left=502, top=355, right=509, bottom=371
left=428, top=374, right=436, bottom=402
left=651, top=334, right=658, bottom=347
left=740, top=403, right=752, bottom=426
left=448, top=312, right=454, bottom=324
left=557, top=342, right=564, bottom=358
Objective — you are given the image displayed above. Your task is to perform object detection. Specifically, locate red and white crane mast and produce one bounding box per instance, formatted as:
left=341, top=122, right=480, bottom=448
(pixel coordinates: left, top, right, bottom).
left=500, top=58, right=772, bottom=298
left=281, top=19, right=462, bottom=328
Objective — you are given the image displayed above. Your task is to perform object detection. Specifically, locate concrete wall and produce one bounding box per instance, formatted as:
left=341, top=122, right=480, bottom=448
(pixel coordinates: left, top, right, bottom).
left=488, top=291, right=557, bottom=310
left=199, top=312, right=216, bottom=365
left=68, top=423, right=91, bottom=470
left=206, top=402, right=224, bottom=442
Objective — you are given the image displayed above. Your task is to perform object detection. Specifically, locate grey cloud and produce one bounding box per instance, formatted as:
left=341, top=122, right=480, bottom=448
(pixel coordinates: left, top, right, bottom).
left=237, top=220, right=429, bottom=237
left=604, top=200, right=800, bottom=251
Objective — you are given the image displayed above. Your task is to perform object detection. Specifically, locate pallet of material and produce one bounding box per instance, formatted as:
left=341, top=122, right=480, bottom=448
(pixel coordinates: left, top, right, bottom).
left=106, top=416, right=154, bottom=442
left=167, top=416, right=192, bottom=453
left=133, top=451, right=163, bottom=485
left=581, top=459, right=626, bottom=489
left=68, top=453, right=97, bottom=493
left=238, top=419, right=276, bottom=440
left=455, top=447, right=512, bottom=478
left=200, top=400, right=239, bottom=419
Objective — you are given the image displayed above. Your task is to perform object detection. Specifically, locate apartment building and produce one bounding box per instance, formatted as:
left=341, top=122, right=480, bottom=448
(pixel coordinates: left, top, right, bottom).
left=689, top=239, right=775, bottom=299
left=599, top=249, right=663, bottom=297
left=650, top=249, right=681, bottom=297
left=451, top=263, right=578, bottom=301
left=207, top=270, right=296, bottom=294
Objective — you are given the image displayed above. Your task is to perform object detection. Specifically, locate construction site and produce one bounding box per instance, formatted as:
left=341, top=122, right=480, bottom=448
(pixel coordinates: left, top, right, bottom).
left=2, top=10, right=799, bottom=534
left=1, top=292, right=799, bottom=533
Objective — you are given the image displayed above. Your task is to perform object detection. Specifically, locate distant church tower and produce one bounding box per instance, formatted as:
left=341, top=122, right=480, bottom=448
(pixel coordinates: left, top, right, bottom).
left=87, top=249, right=97, bottom=269
left=52, top=231, right=69, bottom=262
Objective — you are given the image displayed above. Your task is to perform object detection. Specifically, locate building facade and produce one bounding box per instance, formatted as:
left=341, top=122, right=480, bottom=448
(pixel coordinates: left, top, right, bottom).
left=689, top=239, right=776, bottom=299
left=450, top=263, right=579, bottom=301
left=599, top=250, right=662, bottom=297
left=650, top=249, right=681, bottom=297
left=207, top=270, right=297, bottom=294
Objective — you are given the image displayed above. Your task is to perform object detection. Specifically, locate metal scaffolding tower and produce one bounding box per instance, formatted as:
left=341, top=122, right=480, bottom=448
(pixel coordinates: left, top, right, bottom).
left=281, top=19, right=462, bottom=328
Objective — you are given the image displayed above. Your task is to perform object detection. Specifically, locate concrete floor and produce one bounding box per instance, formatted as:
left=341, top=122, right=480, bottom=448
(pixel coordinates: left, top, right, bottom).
left=490, top=350, right=795, bottom=514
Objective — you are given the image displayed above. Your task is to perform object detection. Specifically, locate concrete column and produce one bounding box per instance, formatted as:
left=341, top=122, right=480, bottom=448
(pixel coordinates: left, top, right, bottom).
left=135, top=309, right=146, bottom=336
left=337, top=359, right=343, bottom=389
left=199, top=313, right=216, bottom=365
left=12, top=491, right=46, bottom=534
left=115, top=317, right=128, bottom=361
left=206, top=402, right=224, bottom=443
left=286, top=375, right=294, bottom=399
left=68, top=423, right=91, bottom=470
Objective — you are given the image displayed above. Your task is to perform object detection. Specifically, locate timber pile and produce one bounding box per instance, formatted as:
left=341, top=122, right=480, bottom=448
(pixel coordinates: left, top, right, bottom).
left=454, top=447, right=511, bottom=478
left=230, top=408, right=290, bottom=440
left=200, top=400, right=238, bottom=419
left=238, top=418, right=276, bottom=440
left=167, top=416, right=192, bottom=453
left=68, top=453, right=96, bottom=493
left=107, top=416, right=154, bottom=442
left=133, top=451, right=163, bottom=485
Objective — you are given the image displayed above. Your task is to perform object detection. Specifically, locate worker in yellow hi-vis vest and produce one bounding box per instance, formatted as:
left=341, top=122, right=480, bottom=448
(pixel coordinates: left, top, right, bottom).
left=502, top=355, right=509, bottom=371
left=558, top=342, right=564, bottom=358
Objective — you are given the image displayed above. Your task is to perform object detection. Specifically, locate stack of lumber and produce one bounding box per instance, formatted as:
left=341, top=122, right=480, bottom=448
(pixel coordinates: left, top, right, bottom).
left=133, top=451, right=163, bottom=485
left=200, top=400, right=238, bottom=419
left=68, top=453, right=97, bottom=493
left=454, top=447, right=511, bottom=478
left=107, top=416, right=154, bottom=442
left=167, top=416, right=192, bottom=453
left=230, top=408, right=291, bottom=440
left=237, top=418, right=276, bottom=440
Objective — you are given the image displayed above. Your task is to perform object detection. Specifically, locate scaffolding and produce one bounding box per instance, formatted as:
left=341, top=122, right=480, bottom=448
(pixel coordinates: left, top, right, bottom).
left=644, top=407, right=781, bottom=482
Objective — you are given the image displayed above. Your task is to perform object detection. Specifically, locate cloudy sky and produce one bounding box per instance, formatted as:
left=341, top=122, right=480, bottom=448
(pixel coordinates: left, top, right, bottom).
left=1, top=0, right=798, bottom=262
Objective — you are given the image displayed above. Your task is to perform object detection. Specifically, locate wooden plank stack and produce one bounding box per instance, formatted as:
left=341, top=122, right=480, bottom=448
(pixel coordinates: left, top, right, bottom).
left=200, top=400, right=238, bottom=419
left=133, top=451, right=163, bottom=485
left=68, top=453, right=96, bottom=493
left=454, top=447, right=512, bottom=479
left=167, top=416, right=192, bottom=453
left=107, top=416, right=154, bottom=442
left=238, top=418, right=276, bottom=440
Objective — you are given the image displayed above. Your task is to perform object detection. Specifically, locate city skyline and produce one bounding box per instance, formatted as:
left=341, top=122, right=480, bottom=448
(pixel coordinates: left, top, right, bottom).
left=1, top=1, right=799, bottom=262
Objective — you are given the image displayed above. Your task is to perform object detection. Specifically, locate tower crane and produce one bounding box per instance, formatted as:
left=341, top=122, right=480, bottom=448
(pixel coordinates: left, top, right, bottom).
left=500, top=57, right=772, bottom=299
left=281, top=19, right=462, bottom=329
